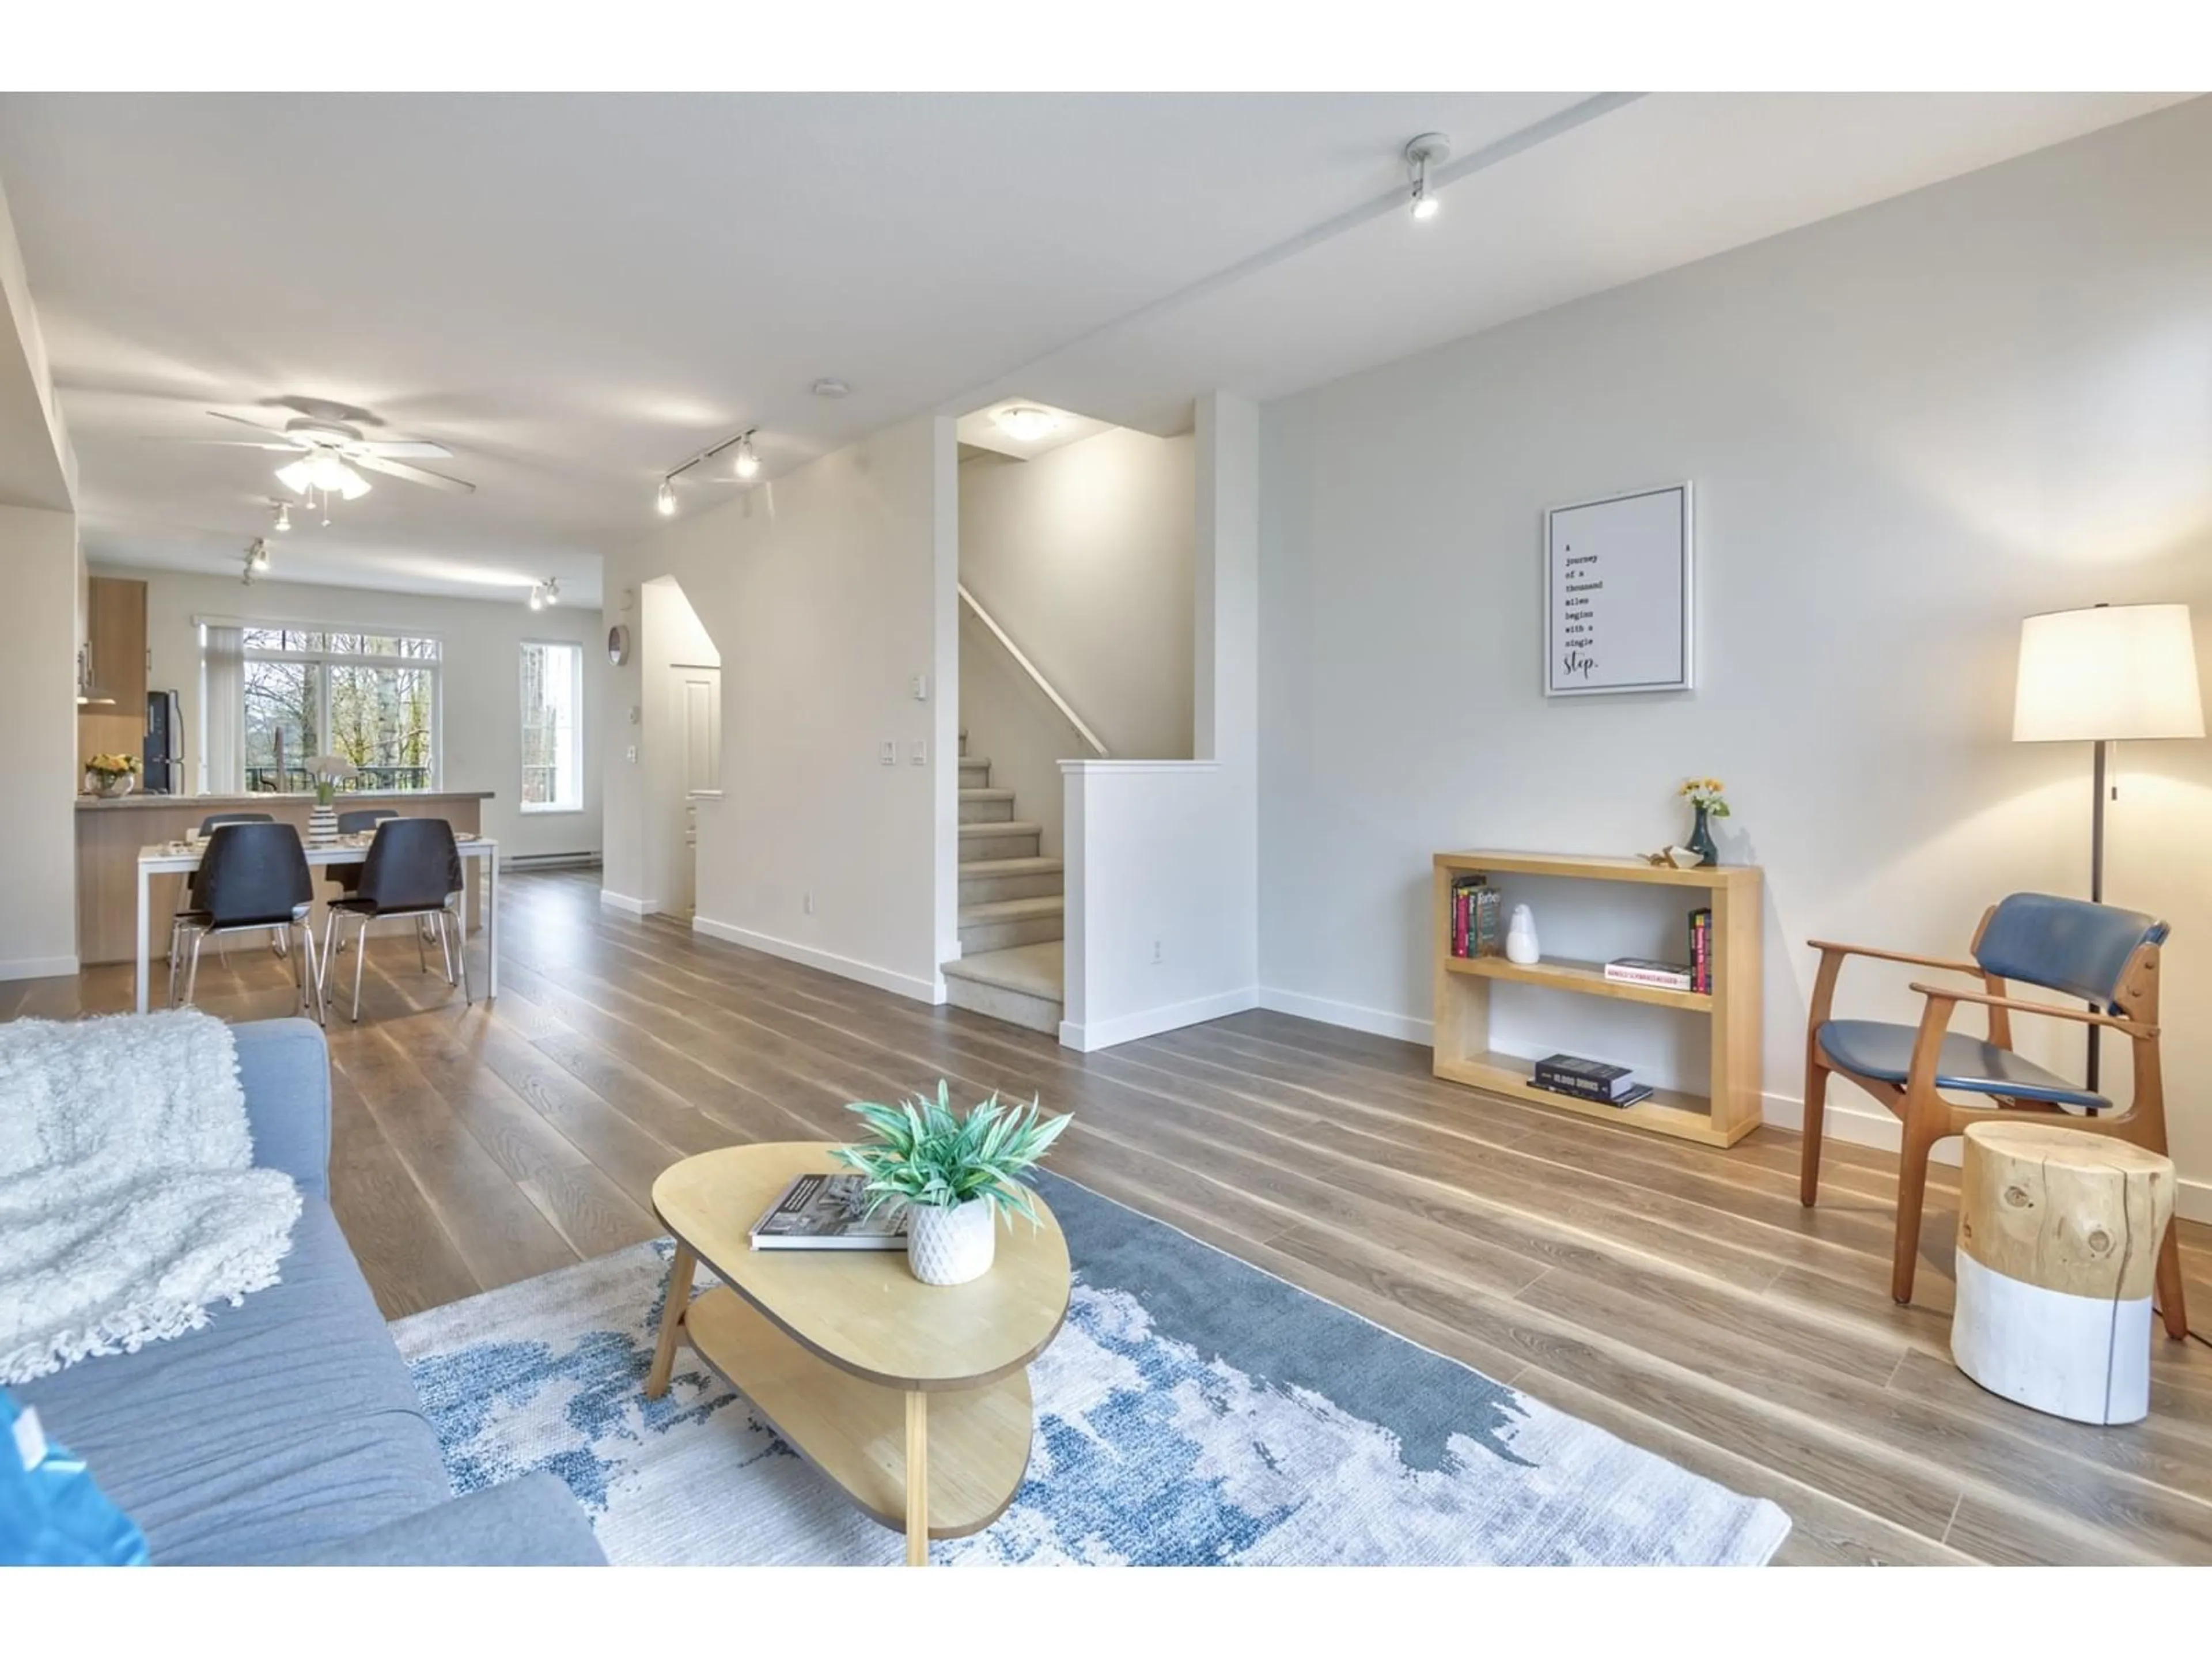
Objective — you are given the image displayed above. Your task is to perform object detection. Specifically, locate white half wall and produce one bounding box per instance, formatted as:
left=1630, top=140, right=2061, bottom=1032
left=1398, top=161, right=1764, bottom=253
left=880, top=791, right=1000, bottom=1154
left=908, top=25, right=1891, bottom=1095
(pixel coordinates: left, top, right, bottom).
left=107, top=566, right=607, bottom=864
left=603, top=414, right=960, bottom=1001
left=1256, top=99, right=2212, bottom=1196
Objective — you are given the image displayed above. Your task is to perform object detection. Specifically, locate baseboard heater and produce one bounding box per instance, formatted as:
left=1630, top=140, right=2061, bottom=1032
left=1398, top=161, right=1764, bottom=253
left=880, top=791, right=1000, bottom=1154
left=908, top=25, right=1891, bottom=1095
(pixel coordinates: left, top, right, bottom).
left=503, top=852, right=603, bottom=872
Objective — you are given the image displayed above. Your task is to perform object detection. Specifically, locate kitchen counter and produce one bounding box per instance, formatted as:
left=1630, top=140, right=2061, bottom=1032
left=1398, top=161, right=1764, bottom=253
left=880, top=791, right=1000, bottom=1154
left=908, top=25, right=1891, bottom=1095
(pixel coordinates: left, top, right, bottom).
left=77, top=790, right=495, bottom=810
left=75, top=791, right=494, bottom=965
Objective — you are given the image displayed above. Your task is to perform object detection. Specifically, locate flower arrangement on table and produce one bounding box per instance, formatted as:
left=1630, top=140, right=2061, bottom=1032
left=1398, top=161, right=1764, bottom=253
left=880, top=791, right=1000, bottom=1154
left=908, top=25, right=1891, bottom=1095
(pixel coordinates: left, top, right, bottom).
left=306, top=754, right=358, bottom=805
left=84, top=752, right=139, bottom=797
left=1678, top=777, right=1730, bottom=867
left=833, top=1082, right=1072, bottom=1286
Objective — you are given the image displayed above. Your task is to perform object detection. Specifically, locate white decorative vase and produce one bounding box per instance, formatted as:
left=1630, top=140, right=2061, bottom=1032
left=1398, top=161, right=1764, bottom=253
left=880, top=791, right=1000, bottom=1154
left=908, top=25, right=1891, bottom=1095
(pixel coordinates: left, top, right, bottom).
left=1505, top=904, right=1540, bottom=965
left=906, top=1199, right=995, bottom=1286
left=309, top=801, right=339, bottom=845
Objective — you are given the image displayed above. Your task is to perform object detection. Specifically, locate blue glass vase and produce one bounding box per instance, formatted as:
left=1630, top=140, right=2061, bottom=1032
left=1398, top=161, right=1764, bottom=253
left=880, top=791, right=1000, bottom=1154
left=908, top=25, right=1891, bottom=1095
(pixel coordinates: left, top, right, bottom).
left=1687, top=805, right=1719, bottom=868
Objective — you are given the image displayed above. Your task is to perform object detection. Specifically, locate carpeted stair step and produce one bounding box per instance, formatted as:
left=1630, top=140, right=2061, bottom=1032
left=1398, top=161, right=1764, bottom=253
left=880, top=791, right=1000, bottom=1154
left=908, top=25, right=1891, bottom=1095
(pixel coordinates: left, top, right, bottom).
left=941, top=942, right=1063, bottom=1036
left=958, top=787, right=1017, bottom=825
left=958, top=820, right=1043, bottom=861
left=958, top=855, right=1063, bottom=905
left=958, top=895, right=1063, bottom=954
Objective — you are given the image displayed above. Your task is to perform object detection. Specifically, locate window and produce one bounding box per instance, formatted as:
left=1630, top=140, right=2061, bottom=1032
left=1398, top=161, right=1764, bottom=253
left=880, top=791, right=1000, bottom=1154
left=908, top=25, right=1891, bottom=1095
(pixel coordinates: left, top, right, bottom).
left=520, top=641, right=582, bottom=812
left=210, top=624, right=441, bottom=793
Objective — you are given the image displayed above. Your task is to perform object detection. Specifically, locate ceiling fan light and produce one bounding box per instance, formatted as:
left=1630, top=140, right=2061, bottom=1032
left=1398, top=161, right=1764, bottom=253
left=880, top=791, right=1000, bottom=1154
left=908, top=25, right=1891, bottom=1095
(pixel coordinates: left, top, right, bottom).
left=275, top=460, right=313, bottom=496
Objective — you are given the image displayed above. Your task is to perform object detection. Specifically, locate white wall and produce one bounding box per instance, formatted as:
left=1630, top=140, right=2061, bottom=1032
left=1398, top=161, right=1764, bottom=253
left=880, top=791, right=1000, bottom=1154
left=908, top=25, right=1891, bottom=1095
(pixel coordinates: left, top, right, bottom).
left=603, top=414, right=960, bottom=1000
left=957, top=427, right=1195, bottom=848
left=107, top=565, right=606, bottom=862
left=639, top=577, right=719, bottom=914
left=1256, top=99, right=2212, bottom=1209
left=0, top=504, right=80, bottom=977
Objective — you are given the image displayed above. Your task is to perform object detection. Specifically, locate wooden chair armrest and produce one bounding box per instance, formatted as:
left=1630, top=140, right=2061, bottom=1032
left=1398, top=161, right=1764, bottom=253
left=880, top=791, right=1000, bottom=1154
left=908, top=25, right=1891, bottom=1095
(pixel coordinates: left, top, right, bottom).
left=1907, top=982, right=2154, bottom=1036
left=1808, top=940, right=1985, bottom=976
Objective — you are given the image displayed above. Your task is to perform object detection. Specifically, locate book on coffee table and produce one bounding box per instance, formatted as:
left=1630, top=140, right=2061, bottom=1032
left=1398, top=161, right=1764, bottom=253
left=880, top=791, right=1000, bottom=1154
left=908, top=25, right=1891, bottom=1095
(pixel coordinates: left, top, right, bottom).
left=749, top=1173, right=909, bottom=1251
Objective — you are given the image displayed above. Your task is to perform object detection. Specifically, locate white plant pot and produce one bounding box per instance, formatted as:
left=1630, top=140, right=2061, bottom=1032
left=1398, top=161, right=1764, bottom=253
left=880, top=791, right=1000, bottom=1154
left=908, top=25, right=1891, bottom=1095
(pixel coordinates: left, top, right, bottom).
left=1505, top=904, right=1541, bottom=965
left=308, top=802, right=340, bottom=845
left=906, top=1198, right=996, bottom=1286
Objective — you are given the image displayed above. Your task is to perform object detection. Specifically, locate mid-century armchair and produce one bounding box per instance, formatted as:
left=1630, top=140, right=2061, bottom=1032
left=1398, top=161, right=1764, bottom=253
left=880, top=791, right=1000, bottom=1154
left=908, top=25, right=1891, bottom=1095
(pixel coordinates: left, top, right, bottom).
left=1801, top=892, right=2186, bottom=1338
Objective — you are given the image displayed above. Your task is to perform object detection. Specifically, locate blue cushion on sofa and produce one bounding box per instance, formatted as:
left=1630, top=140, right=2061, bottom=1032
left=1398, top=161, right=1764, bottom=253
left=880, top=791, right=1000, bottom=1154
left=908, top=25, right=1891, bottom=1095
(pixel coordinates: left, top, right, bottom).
left=12, top=1199, right=449, bottom=1565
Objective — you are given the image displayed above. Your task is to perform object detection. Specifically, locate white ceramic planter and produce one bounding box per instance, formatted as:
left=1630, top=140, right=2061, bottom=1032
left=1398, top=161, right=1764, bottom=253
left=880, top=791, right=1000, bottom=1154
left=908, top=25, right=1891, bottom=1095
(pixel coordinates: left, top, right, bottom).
left=308, top=802, right=340, bottom=845
left=906, top=1198, right=995, bottom=1286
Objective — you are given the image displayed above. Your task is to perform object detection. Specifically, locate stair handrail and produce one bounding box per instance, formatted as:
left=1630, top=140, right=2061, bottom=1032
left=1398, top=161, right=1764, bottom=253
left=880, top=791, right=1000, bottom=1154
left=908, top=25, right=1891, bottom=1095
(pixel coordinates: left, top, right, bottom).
left=957, top=582, right=1109, bottom=758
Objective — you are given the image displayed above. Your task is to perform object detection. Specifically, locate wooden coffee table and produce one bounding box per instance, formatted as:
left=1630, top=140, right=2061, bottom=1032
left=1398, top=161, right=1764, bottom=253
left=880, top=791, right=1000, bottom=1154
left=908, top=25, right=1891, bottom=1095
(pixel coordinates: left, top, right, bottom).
left=644, top=1142, right=1071, bottom=1565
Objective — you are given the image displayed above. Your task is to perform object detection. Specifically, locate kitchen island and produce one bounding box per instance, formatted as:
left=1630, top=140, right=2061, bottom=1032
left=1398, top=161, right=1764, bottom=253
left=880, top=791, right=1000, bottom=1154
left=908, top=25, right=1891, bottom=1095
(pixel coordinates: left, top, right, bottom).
left=75, top=790, right=492, bottom=965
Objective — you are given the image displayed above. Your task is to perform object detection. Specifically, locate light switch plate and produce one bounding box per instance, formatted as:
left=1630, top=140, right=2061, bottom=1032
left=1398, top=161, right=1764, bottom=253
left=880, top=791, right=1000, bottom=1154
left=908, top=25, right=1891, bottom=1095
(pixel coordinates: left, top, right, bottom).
left=910, top=673, right=929, bottom=702
left=910, top=740, right=927, bottom=766
left=879, top=741, right=897, bottom=766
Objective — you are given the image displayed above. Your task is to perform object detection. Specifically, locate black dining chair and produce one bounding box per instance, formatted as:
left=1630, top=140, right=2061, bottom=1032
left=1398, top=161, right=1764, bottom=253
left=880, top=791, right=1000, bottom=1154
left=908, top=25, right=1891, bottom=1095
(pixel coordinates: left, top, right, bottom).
left=321, top=817, right=469, bottom=1021
left=172, top=821, right=323, bottom=1022
left=169, top=812, right=282, bottom=984
left=328, top=808, right=401, bottom=901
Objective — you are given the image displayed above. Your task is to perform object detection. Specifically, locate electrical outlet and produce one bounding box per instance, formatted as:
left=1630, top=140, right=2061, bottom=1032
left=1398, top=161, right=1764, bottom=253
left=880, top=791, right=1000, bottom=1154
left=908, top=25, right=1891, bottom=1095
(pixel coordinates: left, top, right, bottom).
left=910, top=739, right=927, bottom=766
left=879, top=740, right=897, bottom=766
left=804, top=891, right=814, bottom=915
left=1152, top=938, right=1164, bottom=965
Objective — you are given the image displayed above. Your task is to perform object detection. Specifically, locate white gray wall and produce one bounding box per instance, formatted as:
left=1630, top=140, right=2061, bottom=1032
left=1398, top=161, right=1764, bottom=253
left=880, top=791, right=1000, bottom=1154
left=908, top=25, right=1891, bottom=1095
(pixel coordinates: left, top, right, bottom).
left=1257, top=99, right=2212, bottom=1209
left=0, top=504, right=79, bottom=976
left=957, top=427, right=1195, bottom=853
left=109, top=565, right=607, bottom=862
left=603, top=414, right=960, bottom=999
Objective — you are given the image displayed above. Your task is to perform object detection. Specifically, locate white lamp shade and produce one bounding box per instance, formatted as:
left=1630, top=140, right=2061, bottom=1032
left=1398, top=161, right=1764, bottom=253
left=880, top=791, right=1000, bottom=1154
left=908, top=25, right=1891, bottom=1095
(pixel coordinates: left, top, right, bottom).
left=2013, top=604, right=2205, bottom=743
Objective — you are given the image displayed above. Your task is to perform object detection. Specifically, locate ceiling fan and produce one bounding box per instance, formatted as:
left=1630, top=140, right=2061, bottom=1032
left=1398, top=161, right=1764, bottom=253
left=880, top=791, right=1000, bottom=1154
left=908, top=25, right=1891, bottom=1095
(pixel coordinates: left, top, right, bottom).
left=176, top=404, right=477, bottom=499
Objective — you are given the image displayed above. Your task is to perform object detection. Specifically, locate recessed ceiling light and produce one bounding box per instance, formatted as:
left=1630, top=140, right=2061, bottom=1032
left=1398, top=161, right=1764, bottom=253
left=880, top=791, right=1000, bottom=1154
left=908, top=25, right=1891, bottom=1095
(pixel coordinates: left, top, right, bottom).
left=811, top=378, right=850, bottom=398
left=993, top=406, right=1060, bottom=444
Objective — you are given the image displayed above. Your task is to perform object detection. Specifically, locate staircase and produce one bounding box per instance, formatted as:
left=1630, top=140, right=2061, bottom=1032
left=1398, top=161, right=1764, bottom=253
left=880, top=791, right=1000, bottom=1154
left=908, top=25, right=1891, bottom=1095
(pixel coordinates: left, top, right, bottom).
left=941, top=746, right=1064, bottom=1035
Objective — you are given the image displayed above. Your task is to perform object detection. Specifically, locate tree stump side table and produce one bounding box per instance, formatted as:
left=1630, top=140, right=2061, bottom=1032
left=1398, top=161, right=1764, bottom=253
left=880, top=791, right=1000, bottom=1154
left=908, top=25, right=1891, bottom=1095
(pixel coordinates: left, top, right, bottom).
left=1953, top=1120, right=2176, bottom=1425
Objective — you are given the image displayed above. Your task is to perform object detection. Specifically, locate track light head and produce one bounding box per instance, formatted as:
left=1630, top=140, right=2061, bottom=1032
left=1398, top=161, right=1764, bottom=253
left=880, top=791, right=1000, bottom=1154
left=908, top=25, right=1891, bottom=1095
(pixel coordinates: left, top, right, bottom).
left=1404, top=132, right=1450, bottom=223
left=272, top=501, right=292, bottom=533
left=656, top=479, right=677, bottom=517
left=733, top=432, right=761, bottom=480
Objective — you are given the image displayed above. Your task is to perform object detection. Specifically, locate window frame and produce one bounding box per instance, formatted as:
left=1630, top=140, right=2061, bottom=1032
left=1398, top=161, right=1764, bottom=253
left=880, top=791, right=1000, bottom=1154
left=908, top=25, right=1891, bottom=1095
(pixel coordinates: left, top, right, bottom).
left=214, top=618, right=445, bottom=794
left=518, top=637, right=585, bottom=816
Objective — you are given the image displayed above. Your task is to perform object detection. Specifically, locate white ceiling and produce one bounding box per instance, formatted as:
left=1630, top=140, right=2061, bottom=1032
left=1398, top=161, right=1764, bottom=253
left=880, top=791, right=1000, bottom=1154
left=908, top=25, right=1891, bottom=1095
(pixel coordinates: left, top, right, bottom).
left=0, top=91, right=2190, bottom=608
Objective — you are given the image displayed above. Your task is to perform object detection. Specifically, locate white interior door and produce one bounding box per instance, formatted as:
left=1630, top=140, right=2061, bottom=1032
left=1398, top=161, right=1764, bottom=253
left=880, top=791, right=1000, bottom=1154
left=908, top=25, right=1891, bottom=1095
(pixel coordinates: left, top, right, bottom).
left=676, top=665, right=721, bottom=915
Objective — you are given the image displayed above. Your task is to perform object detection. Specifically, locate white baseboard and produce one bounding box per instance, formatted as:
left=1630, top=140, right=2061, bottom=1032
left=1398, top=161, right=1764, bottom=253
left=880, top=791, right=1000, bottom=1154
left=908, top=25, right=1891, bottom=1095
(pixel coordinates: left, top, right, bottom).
left=690, top=913, right=942, bottom=1005
left=0, top=953, right=80, bottom=982
left=597, top=889, right=656, bottom=916
left=1062, top=986, right=1260, bottom=1053
left=1256, top=986, right=1434, bottom=1045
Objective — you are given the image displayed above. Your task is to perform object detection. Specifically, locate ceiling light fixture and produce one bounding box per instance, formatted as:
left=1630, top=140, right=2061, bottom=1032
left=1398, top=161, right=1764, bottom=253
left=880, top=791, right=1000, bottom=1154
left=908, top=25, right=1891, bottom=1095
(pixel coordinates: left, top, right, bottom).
left=655, top=425, right=768, bottom=511
left=810, top=378, right=850, bottom=399
left=1404, top=132, right=1450, bottom=222
left=542, top=577, right=559, bottom=607
left=993, top=405, right=1060, bottom=444
left=276, top=452, right=372, bottom=501
left=528, top=577, right=560, bottom=611
left=242, top=537, right=270, bottom=585
left=271, top=501, right=292, bottom=533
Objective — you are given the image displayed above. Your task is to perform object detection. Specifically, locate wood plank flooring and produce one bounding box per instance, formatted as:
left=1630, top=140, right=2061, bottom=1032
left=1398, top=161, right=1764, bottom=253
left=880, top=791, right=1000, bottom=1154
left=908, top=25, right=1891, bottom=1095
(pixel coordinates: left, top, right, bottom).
left=11, top=869, right=2212, bottom=1567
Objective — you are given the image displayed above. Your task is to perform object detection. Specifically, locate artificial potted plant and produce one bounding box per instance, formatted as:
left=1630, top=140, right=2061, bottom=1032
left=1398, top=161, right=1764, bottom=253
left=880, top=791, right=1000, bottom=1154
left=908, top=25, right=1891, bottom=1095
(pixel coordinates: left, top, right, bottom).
left=84, top=752, right=139, bottom=798
left=306, top=754, right=358, bottom=843
left=833, top=1082, right=1071, bottom=1286
left=1679, top=777, right=1729, bottom=867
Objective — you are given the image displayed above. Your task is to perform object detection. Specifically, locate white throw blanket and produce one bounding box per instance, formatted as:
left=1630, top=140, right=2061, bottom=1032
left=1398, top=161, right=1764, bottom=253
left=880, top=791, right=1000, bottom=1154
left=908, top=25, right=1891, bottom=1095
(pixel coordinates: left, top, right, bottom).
left=0, top=1010, right=301, bottom=1385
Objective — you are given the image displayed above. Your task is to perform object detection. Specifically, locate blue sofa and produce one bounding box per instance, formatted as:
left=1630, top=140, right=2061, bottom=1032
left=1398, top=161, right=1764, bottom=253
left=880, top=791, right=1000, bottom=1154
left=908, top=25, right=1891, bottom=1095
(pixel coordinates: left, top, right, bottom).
left=14, top=1018, right=604, bottom=1566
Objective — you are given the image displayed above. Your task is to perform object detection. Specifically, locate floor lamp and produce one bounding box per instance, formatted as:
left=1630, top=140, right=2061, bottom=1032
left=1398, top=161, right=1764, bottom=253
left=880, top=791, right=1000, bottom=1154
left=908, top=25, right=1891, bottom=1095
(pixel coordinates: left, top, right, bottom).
left=2012, top=602, right=2204, bottom=1090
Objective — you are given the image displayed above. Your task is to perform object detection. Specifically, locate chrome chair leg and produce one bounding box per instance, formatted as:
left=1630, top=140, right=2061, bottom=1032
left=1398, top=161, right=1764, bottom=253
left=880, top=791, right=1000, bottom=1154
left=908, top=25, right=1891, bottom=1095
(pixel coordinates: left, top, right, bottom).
left=416, top=919, right=427, bottom=975
left=184, top=930, right=206, bottom=1006
left=454, top=908, right=471, bottom=1006
left=352, top=912, right=370, bottom=1022
left=320, top=907, right=340, bottom=1003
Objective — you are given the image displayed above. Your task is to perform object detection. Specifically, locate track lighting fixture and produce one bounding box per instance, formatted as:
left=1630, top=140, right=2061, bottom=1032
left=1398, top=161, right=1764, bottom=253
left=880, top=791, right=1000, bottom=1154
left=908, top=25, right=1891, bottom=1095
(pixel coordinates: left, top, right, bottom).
left=528, top=577, right=560, bottom=611
left=242, top=537, right=270, bottom=585
left=654, top=426, right=767, bottom=512
left=1404, top=132, right=1449, bottom=222
left=272, top=501, right=292, bottom=533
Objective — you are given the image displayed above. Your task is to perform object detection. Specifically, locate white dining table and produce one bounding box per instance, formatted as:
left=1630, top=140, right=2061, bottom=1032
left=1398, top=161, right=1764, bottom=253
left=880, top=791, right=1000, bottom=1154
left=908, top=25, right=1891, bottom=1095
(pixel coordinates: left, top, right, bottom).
left=134, top=834, right=499, bottom=1013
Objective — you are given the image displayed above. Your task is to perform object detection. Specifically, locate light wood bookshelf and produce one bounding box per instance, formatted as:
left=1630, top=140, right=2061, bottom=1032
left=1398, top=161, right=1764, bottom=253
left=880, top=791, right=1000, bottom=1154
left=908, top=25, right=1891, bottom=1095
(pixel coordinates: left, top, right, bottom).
left=1432, top=850, right=1764, bottom=1148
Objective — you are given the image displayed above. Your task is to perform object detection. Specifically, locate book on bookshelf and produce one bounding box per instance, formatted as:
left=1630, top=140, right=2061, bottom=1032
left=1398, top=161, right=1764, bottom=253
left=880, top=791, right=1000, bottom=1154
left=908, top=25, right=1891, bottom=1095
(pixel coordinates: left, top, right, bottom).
left=1602, top=957, right=1695, bottom=991
left=749, top=1173, right=909, bottom=1251
left=1448, top=876, right=1502, bottom=960
left=1532, top=1052, right=1641, bottom=1101
left=1688, top=907, right=1713, bottom=994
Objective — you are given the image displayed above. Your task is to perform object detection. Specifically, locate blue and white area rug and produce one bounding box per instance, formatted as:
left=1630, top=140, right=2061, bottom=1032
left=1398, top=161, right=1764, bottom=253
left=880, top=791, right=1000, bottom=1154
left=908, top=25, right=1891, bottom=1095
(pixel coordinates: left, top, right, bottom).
left=391, top=1172, right=1789, bottom=1565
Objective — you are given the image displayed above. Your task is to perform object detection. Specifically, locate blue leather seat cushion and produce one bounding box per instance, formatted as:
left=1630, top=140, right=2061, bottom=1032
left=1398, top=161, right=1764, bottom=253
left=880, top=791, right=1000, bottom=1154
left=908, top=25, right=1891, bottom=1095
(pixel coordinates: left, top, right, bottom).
left=13, top=1199, right=450, bottom=1565
left=1816, top=1018, right=2108, bottom=1109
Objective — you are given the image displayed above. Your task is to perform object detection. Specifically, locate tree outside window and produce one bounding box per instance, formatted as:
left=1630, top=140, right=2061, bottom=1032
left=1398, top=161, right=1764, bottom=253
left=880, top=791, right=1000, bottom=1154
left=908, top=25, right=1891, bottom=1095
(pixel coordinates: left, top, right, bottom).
left=521, top=641, right=582, bottom=812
